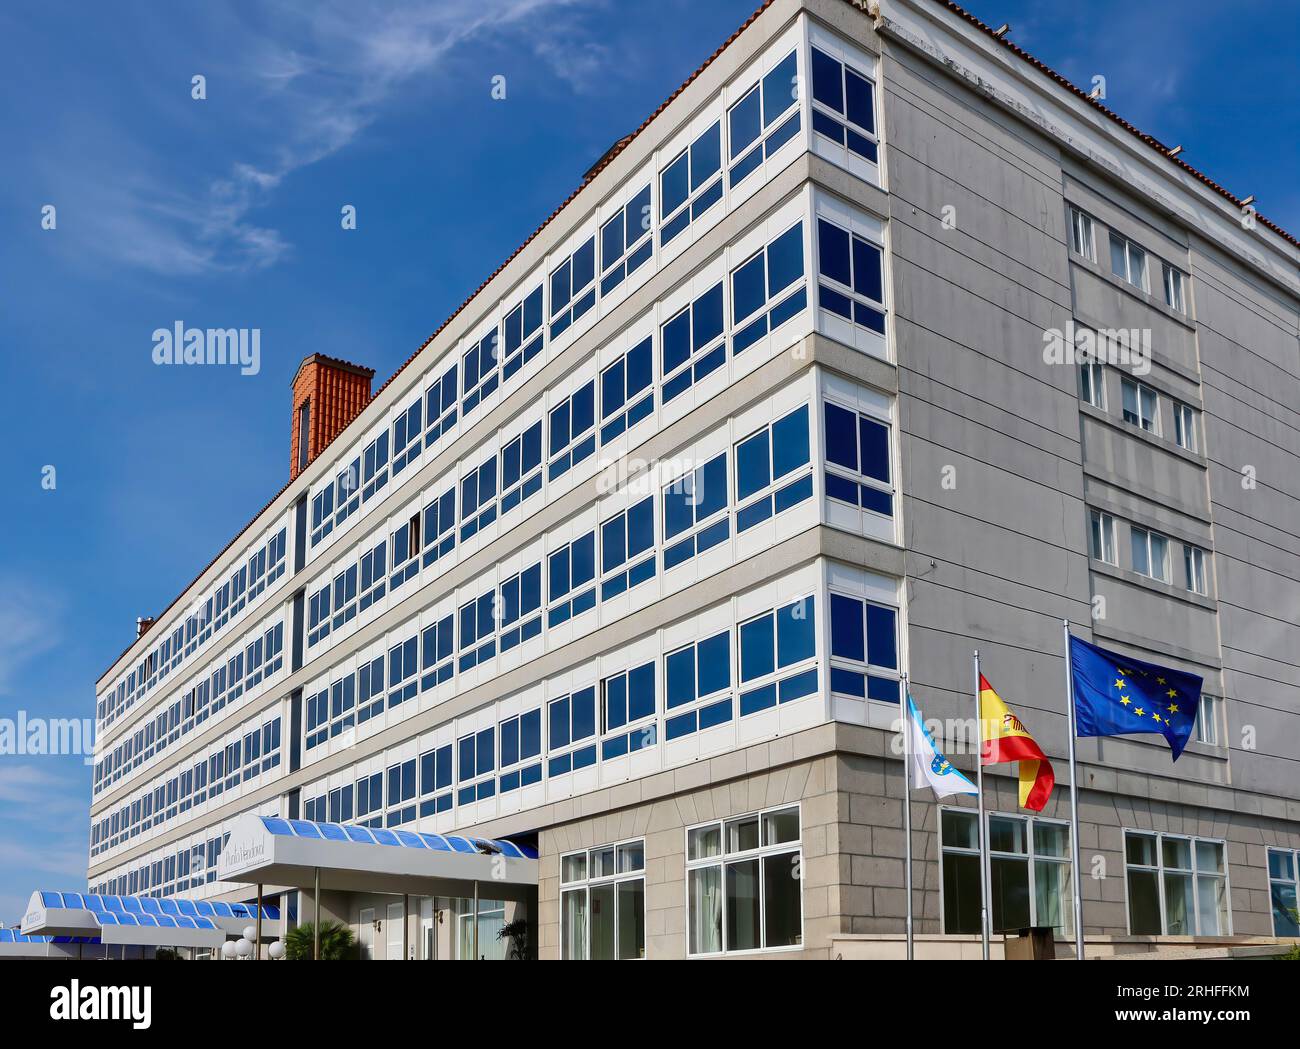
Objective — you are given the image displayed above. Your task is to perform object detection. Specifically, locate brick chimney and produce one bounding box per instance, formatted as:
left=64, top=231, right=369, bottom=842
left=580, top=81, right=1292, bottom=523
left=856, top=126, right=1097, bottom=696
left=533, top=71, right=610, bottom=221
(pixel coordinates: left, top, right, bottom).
left=136, top=616, right=155, bottom=638
left=290, top=354, right=375, bottom=481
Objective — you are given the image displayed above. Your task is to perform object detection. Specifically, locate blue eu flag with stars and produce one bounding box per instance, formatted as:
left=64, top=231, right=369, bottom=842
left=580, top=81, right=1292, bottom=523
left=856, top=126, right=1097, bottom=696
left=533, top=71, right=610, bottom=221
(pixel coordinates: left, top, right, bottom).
left=1068, top=635, right=1204, bottom=760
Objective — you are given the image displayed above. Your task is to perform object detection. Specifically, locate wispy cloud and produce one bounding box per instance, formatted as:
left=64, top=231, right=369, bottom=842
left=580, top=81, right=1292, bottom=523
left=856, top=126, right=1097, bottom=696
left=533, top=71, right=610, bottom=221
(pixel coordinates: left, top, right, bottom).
left=46, top=0, right=600, bottom=277
left=0, top=579, right=61, bottom=700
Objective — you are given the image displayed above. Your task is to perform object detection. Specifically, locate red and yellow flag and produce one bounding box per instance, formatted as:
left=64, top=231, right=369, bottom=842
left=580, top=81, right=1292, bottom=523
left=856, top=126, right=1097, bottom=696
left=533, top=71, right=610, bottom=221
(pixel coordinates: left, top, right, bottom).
left=978, top=674, right=1054, bottom=811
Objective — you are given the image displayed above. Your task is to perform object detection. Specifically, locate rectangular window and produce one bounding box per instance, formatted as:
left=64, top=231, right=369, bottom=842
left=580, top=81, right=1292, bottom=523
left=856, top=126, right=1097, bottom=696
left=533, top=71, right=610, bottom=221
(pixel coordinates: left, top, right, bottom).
left=817, top=217, right=885, bottom=335
left=385, top=758, right=418, bottom=827
left=424, top=362, right=459, bottom=451
left=391, top=397, right=423, bottom=476
left=600, top=184, right=653, bottom=296
left=829, top=591, right=899, bottom=703
left=941, top=810, right=1074, bottom=935
left=1124, top=831, right=1230, bottom=936
left=686, top=805, right=802, bottom=955
left=310, top=484, right=335, bottom=546
left=547, top=686, right=598, bottom=777
left=462, top=329, right=500, bottom=414
left=1121, top=377, right=1159, bottom=433
left=459, top=454, right=498, bottom=541
left=1131, top=526, right=1171, bottom=583
left=420, top=613, right=454, bottom=691
left=661, top=282, right=725, bottom=403
left=359, top=539, right=387, bottom=611
left=390, top=512, right=422, bottom=591
left=362, top=431, right=390, bottom=501
left=357, top=654, right=385, bottom=724
left=502, top=285, right=544, bottom=381
left=735, top=404, right=813, bottom=532
left=728, top=50, right=801, bottom=186
left=736, top=596, right=818, bottom=717
left=1079, top=360, right=1105, bottom=409
left=659, top=121, right=723, bottom=247
left=387, top=634, right=419, bottom=709
left=1194, top=693, right=1220, bottom=747
left=1068, top=207, right=1095, bottom=261
left=297, top=401, right=311, bottom=470
left=810, top=46, right=877, bottom=164
left=599, top=336, right=653, bottom=444
left=457, top=727, right=496, bottom=805
left=498, top=709, right=542, bottom=795
left=600, top=495, right=655, bottom=599
left=1173, top=401, right=1197, bottom=452
left=355, top=770, right=384, bottom=827
left=731, top=222, right=807, bottom=355
left=599, top=662, right=656, bottom=760
left=307, top=583, right=332, bottom=647
left=330, top=564, right=358, bottom=630
left=1162, top=263, right=1186, bottom=313
left=548, top=531, right=597, bottom=627
left=334, top=457, right=361, bottom=526
left=500, top=421, right=543, bottom=514
left=1184, top=544, right=1208, bottom=595
left=823, top=401, right=891, bottom=517
left=421, top=485, right=457, bottom=569
left=1089, top=510, right=1117, bottom=565
left=663, top=451, right=729, bottom=570
left=498, top=562, right=543, bottom=653
left=418, top=744, right=454, bottom=817
left=548, top=379, right=596, bottom=480
left=664, top=630, right=732, bottom=741
left=1267, top=848, right=1299, bottom=938
left=550, top=236, right=597, bottom=339
left=1109, top=232, right=1149, bottom=292
left=561, top=840, right=646, bottom=960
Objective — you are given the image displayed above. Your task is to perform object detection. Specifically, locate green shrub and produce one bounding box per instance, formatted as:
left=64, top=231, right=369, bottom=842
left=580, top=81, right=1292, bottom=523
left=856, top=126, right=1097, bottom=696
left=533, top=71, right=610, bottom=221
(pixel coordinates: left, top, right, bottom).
left=285, top=920, right=358, bottom=960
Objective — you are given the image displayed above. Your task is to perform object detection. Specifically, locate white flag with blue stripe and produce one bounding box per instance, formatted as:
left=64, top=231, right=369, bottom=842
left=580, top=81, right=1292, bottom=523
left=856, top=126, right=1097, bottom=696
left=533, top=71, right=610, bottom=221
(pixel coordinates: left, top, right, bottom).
left=906, top=693, right=978, bottom=798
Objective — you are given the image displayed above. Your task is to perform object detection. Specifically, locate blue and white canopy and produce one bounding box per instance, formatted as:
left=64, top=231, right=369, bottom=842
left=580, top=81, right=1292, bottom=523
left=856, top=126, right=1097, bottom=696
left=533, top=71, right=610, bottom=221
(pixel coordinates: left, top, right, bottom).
left=217, top=814, right=539, bottom=899
left=0, top=927, right=99, bottom=959
left=21, top=891, right=278, bottom=945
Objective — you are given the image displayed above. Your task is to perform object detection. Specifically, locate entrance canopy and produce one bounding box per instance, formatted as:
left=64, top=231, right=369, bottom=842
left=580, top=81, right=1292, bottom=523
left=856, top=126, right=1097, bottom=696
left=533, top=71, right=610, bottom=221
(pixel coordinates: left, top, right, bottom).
left=21, top=891, right=278, bottom=946
left=0, top=928, right=97, bottom=959
left=217, top=814, right=539, bottom=900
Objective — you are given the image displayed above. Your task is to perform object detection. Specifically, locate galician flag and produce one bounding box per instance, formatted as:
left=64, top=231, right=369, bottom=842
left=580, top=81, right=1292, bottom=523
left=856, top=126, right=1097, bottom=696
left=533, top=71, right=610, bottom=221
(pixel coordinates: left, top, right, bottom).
left=978, top=675, right=1055, bottom=811
left=905, top=693, right=978, bottom=799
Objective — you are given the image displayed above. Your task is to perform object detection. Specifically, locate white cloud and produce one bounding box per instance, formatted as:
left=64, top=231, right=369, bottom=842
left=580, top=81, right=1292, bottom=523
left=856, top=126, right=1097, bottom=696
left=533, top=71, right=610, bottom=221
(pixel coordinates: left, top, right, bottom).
left=0, top=580, right=61, bottom=700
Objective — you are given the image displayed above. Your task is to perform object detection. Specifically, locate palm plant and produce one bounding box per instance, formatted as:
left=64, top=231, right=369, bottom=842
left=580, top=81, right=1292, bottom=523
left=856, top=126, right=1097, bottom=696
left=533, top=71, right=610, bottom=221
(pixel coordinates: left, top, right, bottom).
left=497, top=917, right=530, bottom=960
left=284, top=920, right=358, bottom=960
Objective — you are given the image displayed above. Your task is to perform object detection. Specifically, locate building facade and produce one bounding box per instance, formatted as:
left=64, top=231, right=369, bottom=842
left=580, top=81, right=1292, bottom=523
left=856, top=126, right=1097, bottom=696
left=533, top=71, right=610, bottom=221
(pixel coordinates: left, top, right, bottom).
left=87, top=0, right=1300, bottom=960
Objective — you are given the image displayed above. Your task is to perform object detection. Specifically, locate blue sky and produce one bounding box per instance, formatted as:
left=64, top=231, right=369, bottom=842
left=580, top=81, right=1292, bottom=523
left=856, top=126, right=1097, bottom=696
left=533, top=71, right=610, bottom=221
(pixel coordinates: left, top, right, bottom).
left=0, top=0, right=1294, bottom=921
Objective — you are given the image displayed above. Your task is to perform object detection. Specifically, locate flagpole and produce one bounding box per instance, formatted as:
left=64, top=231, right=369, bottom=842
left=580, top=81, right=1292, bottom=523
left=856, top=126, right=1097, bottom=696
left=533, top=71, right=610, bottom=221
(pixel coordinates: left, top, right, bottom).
left=973, top=650, right=990, bottom=961
left=1062, top=619, right=1085, bottom=961
left=901, top=673, right=914, bottom=961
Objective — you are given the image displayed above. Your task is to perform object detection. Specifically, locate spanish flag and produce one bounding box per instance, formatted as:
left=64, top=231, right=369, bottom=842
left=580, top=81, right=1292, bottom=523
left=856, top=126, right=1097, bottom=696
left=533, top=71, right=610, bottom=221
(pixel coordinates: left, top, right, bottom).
left=978, top=674, right=1054, bottom=811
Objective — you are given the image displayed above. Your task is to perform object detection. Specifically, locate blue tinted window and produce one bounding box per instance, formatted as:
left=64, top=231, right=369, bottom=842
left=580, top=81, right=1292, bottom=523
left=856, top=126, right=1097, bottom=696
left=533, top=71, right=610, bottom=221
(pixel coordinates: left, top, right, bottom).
left=736, top=430, right=771, bottom=502
left=825, top=402, right=858, bottom=469
left=729, top=86, right=762, bottom=160
left=698, top=632, right=730, bottom=695
left=777, top=598, right=815, bottom=666
left=767, top=224, right=804, bottom=296
left=860, top=416, right=890, bottom=483
left=732, top=253, right=766, bottom=323
left=818, top=220, right=852, bottom=286
left=762, top=52, right=798, bottom=123
left=772, top=405, right=810, bottom=479
left=740, top=614, right=775, bottom=682
left=830, top=594, right=864, bottom=661
left=866, top=604, right=898, bottom=669
left=811, top=47, right=844, bottom=112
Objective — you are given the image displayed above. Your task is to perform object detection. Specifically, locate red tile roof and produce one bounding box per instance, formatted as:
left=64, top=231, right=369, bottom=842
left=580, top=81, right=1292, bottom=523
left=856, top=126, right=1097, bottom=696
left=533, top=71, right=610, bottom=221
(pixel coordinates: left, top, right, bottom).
left=98, top=0, right=1296, bottom=684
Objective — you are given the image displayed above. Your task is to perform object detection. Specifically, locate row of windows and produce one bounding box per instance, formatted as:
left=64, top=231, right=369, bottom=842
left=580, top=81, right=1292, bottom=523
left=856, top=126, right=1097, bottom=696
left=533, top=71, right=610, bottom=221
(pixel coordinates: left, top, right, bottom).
left=92, top=832, right=231, bottom=899
left=98, top=528, right=287, bottom=733
left=303, top=591, right=831, bottom=830
left=1079, top=364, right=1199, bottom=454
left=94, top=622, right=285, bottom=797
left=1088, top=509, right=1211, bottom=596
left=92, top=718, right=282, bottom=859
left=1068, top=206, right=1187, bottom=314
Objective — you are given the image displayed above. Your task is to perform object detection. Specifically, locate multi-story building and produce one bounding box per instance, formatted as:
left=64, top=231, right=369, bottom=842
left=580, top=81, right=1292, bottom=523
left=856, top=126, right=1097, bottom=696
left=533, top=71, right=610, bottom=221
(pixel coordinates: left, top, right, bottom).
left=86, top=0, right=1300, bottom=959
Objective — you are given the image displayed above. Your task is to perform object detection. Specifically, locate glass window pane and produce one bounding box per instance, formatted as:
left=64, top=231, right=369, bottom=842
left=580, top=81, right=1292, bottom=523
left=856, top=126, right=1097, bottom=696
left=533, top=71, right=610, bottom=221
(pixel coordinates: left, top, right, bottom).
left=990, top=855, right=1032, bottom=932
left=725, top=859, right=761, bottom=951
left=761, top=807, right=800, bottom=846
left=762, top=852, right=802, bottom=947
left=617, top=841, right=645, bottom=873
left=1033, top=822, right=1070, bottom=858
left=688, top=824, right=722, bottom=861
left=818, top=220, right=852, bottom=286
left=688, top=866, right=723, bottom=954
left=616, top=878, right=645, bottom=960
left=1126, top=833, right=1157, bottom=867
left=988, top=816, right=1027, bottom=855
left=1196, top=874, right=1226, bottom=936
left=1163, top=872, right=1194, bottom=934
left=560, top=889, right=588, bottom=960
left=589, top=883, right=616, bottom=960
left=726, top=815, right=760, bottom=853
left=942, top=809, right=978, bottom=851
left=1162, top=837, right=1191, bottom=870
left=942, top=850, right=981, bottom=934
left=1195, top=841, right=1223, bottom=874
left=1034, top=858, right=1072, bottom=934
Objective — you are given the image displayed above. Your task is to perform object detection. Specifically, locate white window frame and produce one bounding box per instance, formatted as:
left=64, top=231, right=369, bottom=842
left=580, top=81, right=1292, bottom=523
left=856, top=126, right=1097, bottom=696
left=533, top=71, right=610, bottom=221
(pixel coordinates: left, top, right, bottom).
left=1068, top=206, right=1095, bottom=262
left=1109, top=231, right=1149, bottom=292
left=1194, top=693, right=1221, bottom=747
left=1267, top=847, right=1300, bottom=938
left=1079, top=360, right=1105, bottom=410
left=1123, top=830, right=1232, bottom=936
left=1173, top=400, right=1197, bottom=452
left=1089, top=510, right=1117, bottom=565
left=1162, top=263, right=1186, bottom=313
left=1184, top=544, right=1208, bottom=596
left=1121, top=377, right=1160, bottom=434
left=939, top=808, right=1074, bottom=936
left=684, top=803, right=803, bottom=957
left=1131, top=525, right=1171, bottom=583
left=559, top=837, right=646, bottom=960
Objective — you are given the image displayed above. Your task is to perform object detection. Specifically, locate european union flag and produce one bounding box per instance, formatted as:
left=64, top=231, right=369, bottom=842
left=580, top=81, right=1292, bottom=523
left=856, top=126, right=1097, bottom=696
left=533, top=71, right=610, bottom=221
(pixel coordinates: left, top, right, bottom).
left=1068, top=635, right=1204, bottom=760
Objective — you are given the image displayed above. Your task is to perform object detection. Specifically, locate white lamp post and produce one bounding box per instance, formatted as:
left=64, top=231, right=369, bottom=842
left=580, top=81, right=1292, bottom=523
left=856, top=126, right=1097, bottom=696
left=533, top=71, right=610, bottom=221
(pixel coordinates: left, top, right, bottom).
left=267, top=939, right=286, bottom=960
